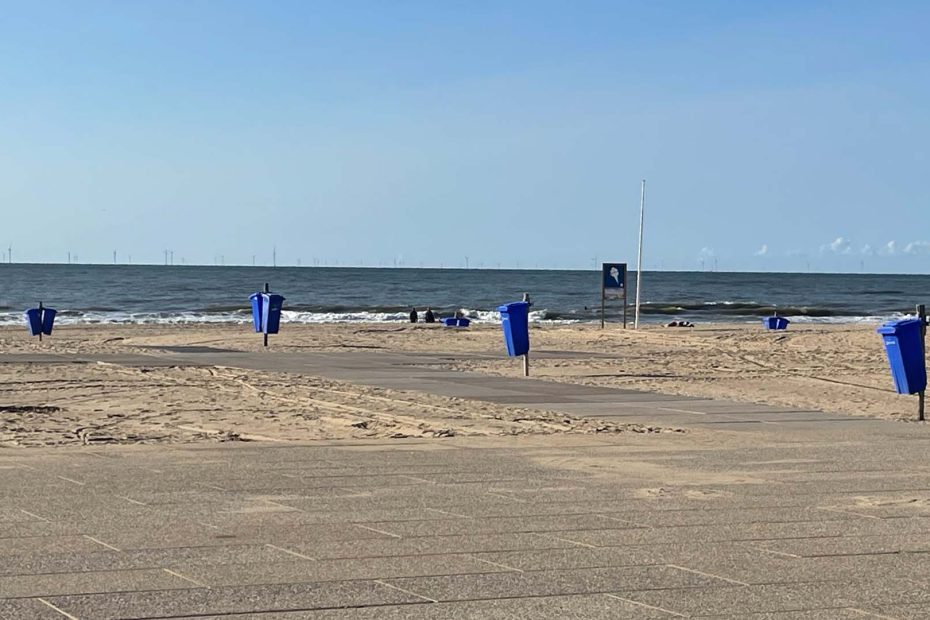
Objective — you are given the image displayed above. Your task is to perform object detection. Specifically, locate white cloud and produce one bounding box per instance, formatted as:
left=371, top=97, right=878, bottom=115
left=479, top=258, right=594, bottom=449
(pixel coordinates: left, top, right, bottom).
left=754, top=244, right=769, bottom=257
left=698, top=247, right=715, bottom=258
left=822, top=237, right=852, bottom=255
left=881, top=240, right=898, bottom=256
left=904, top=241, right=930, bottom=255
left=860, top=244, right=875, bottom=256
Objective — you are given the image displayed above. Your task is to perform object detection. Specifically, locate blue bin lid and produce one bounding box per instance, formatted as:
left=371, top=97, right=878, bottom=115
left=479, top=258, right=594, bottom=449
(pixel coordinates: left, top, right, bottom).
left=877, top=317, right=923, bottom=335
left=498, top=301, right=529, bottom=313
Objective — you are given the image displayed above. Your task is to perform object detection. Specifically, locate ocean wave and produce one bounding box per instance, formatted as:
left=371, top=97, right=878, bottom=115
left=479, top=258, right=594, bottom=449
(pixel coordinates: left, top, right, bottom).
left=0, top=308, right=580, bottom=326
left=0, top=301, right=910, bottom=327
left=637, top=301, right=856, bottom=317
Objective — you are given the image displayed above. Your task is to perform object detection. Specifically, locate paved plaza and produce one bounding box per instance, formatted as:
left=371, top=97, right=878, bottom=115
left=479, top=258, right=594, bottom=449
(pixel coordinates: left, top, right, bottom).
left=3, top=349, right=930, bottom=618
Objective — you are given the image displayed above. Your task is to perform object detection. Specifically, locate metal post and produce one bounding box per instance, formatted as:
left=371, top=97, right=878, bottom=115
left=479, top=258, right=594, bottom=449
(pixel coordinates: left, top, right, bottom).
left=38, top=301, right=43, bottom=342
left=623, top=281, right=628, bottom=329
left=634, top=180, right=646, bottom=329
left=263, top=283, right=270, bottom=347
left=522, top=292, right=530, bottom=377
left=919, top=304, right=926, bottom=421
left=600, top=286, right=605, bottom=329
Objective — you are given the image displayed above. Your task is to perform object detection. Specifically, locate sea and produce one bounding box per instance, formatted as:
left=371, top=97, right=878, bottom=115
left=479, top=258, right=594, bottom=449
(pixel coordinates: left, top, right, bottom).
left=1, top=264, right=928, bottom=326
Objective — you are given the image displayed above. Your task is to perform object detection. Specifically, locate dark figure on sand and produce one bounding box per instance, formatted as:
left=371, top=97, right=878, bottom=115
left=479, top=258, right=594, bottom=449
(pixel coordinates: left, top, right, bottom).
left=424, top=307, right=436, bottom=323
left=409, top=308, right=418, bottom=323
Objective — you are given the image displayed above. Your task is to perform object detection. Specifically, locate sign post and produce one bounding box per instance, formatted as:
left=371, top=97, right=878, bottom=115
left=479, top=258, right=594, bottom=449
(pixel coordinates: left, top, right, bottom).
left=601, top=263, right=628, bottom=329
left=919, top=303, right=926, bottom=421
left=522, top=293, right=531, bottom=377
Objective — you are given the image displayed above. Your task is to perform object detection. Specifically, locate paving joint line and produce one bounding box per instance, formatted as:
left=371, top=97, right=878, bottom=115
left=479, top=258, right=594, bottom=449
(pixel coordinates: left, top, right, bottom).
left=665, top=563, right=750, bottom=586
left=485, top=491, right=525, bottom=502
left=19, top=508, right=51, bottom=522
left=603, top=593, right=687, bottom=617
left=424, top=507, right=474, bottom=519
left=262, top=499, right=301, bottom=512
left=83, top=534, right=122, bottom=552
left=162, top=567, right=209, bottom=588
left=848, top=607, right=902, bottom=619
left=37, top=597, right=80, bottom=620
left=538, top=533, right=598, bottom=548
left=118, top=495, right=148, bottom=506
left=469, top=555, right=525, bottom=573
left=817, top=506, right=883, bottom=520
left=600, top=514, right=654, bottom=529
left=738, top=542, right=800, bottom=558
left=354, top=523, right=402, bottom=538
left=374, top=579, right=437, bottom=603
left=265, top=543, right=317, bottom=561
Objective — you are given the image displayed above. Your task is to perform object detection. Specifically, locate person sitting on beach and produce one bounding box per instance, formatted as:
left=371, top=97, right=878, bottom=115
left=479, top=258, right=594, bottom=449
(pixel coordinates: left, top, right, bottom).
left=409, top=308, right=418, bottom=323
left=424, top=307, right=436, bottom=323
left=666, top=320, right=694, bottom=328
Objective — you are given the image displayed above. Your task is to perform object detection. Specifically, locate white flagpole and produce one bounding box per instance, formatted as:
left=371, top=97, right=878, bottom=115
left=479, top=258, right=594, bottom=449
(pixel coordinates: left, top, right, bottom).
left=634, top=179, right=646, bottom=329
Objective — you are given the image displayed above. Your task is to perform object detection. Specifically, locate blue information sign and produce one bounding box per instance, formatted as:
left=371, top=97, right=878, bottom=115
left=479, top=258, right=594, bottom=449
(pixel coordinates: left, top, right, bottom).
left=600, top=262, right=628, bottom=328
left=602, top=263, right=626, bottom=290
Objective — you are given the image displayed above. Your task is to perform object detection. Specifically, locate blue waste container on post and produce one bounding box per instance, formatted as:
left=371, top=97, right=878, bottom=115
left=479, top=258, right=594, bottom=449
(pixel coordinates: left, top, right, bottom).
left=498, top=301, right=530, bottom=357
left=763, top=316, right=790, bottom=330
left=261, top=293, right=285, bottom=335
left=877, top=318, right=927, bottom=395
left=24, top=309, right=42, bottom=336
left=41, top=308, right=57, bottom=335
left=249, top=293, right=264, bottom=333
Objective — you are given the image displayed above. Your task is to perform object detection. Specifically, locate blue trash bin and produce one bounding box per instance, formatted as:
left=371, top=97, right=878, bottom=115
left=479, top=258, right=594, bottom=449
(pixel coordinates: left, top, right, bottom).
left=498, top=301, right=530, bottom=357
left=41, top=308, right=57, bottom=335
left=249, top=293, right=264, bottom=333
left=763, top=316, right=790, bottom=330
left=24, top=309, right=42, bottom=336
left=261, top=293, right=285, bottom=334
left=877, top=318, right=927, bottom=394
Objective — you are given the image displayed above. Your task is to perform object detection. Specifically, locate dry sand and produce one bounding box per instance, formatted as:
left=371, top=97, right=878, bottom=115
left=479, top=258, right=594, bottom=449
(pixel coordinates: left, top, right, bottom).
left=0, top=321, right=912, bottom=447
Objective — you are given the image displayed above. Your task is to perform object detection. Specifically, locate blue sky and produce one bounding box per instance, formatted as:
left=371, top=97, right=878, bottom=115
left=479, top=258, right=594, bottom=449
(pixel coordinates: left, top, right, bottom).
left=2, top=1, right=928, bottom=272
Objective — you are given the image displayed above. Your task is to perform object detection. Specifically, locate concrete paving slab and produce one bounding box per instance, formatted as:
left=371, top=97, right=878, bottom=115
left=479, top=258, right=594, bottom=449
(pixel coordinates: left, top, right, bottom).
left=0, top=567, right=194, bottom=598
left=858, top=603, right=930, bottom=619
left=0, top=535, right=109, bottom=556
left=651, top=547, right=930, bottom=586
left=575, top=517, right=930, bottom=546
left=351, top=514, right=642, bottom=538
left=187, top=593, right=677, bottom=619
left=0, top=545, right=296, bottom=577
left=178, top=554, right=513, bottom=587
left=470, top=547, right=667, bottom=571
left=0, top=598, right=66, bottom=619
left=617, top=580, right=930, bottom=616
left=45, top=581, right=423, bottom=619
left=602, top=506, right=873, bottom=527
left=0, top=521, right=76, bottom=538
left=697, top=611, right=883, bottom=619
left=382, top=565, right=734, bottom=602
left=750, top=534, right=930, bottom=557
left=290, top=532, right=581, bottom=560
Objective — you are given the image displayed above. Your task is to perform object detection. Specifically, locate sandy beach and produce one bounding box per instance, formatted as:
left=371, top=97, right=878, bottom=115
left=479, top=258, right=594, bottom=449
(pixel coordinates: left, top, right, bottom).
left=0, top=321, right=912, bottom=448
